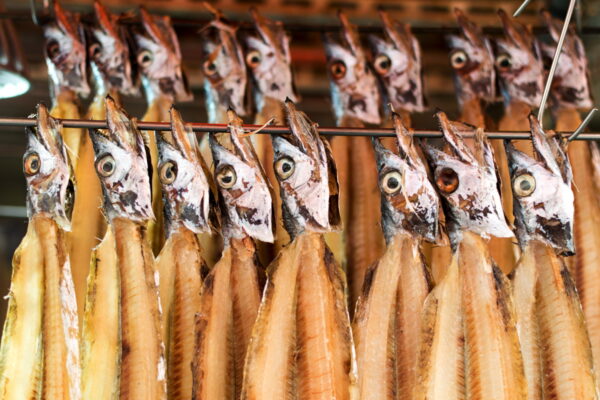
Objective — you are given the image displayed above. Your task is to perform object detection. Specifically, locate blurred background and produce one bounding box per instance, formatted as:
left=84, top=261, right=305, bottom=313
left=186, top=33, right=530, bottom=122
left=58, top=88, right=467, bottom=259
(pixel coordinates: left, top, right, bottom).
left=0, top=0, right=598, bottom=322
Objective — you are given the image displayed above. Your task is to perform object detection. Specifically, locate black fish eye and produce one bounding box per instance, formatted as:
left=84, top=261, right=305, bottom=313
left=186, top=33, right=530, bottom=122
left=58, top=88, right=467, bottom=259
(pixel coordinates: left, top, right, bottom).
left=24, top=152, right=41, bottom=176
left=275, top=157, right=295, bottom=180
left=450, top=50, right=468, bottom=69
left=513, top=173, right=536, bottom=197
left=96, top=154, right=116, bottom=177
left=435, top=167, right=459, bottom=194
left=216, top=166, right=237, bottom=189
left=381, top=170, right=402, bottom=194
left=374, top=54, right=392, bottom=75
left=46, top=40, right=60, bottom=60
left=496, top=53, right=512, bottom=71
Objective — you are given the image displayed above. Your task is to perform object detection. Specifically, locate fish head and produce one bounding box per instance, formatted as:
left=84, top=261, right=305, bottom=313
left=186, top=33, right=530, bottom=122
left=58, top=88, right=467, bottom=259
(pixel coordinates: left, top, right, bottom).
left=209, top=109, right=274, bottom=243
left=368, top=10, right=425, bottom=113
left=446, top=8, right=496, bottom=105
left=42, top=1, right=90, bottom=97
left=156, top=107, right=213, bottom=235
left=243, top=9, right=297, bottom=111
left=495, top=9, right=544, bottom=106
left=424, top=111, right=513, bottom=245
left=272, top=99, right=340, bottom=238
left=133, top=7, right=192, bottom=102
left=324, top=11, right=381, bottom=125
left=505, top=115, right=574, bottom=255
left=200, top=6, right=247, bottom=120
left=88, top=1, right=137, bottom=96
left=540, top=11, right=593, bottom=110
left=89, top=96, right=153, bottom=223
left=373, top=112, right=439, bottom=243
left=24, top=103, right=73, bottom=231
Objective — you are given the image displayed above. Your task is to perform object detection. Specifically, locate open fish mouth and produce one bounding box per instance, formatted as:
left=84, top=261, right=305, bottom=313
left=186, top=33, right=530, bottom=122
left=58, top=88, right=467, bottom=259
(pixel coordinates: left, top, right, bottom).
left=349, top=96, right=367, bottom=113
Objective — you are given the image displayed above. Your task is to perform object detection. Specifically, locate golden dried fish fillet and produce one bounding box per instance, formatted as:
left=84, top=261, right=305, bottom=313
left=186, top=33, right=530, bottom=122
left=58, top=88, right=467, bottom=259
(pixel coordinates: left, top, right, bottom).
left=193, top=238, right=262, bottom=400
left=0, top=223, right=44, bottom=400
left=241, top=233, right=355, bottom=400
left=415, top=255, right=465, bottom=400
left=81, top=229, right=120, bottom=400
left=353, top=234, right=430, bottom=400
left=460, top=232, right=526, bottom=400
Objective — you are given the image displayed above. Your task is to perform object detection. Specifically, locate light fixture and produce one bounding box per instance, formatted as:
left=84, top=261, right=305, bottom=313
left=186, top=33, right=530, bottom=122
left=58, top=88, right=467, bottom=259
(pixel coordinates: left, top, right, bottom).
left=0, top=6, right=30, bottom=99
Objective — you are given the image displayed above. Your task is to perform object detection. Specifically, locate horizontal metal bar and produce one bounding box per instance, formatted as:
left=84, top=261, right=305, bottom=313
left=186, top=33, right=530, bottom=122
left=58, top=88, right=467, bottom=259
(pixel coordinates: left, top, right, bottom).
left=2, top=117, right=599, bottom=140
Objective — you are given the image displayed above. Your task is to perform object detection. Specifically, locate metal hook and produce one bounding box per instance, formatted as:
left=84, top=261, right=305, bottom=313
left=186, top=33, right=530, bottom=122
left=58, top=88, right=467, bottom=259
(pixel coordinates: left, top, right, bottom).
left=568, top=108, right=597, bottom=142
left=30, top=0, right=51, bottom=26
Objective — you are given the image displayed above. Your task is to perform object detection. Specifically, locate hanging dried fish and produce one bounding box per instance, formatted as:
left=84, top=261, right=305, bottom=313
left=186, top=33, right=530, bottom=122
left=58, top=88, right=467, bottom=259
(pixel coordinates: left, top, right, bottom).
left=353, top=112, right=437, bottom=400
left=416, top=111, right=525, bottom=400
left=0, top=104, right=79, bottom=400
left=324, top=11, right=384, bottom=308
left=241, top=100, right=355, bottom=400
left=507, top=114, right=597, bottom=399
left=193, top=108, right=273, bottom=400
left=154, top=107, right=214, bottom=399
left=88, top=96, right=166, bottom=400
left=133, top=7, right=193, bottom=254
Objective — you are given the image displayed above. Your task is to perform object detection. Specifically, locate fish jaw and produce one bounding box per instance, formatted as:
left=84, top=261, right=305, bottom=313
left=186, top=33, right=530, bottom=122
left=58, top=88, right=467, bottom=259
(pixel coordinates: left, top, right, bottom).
left=134, top=8, right=192, bottom=103
left=89, top=1, right=138, bottom=96
left=89, top=96, right=153, bottom=223
left=495, top=9, right=544, bottom=107
left=25, top=103, right=73, bottom=231
left=324, top=12, right=381, bottom=125
left=200, top=7, right=247, bottom=119
left=209, top=109, right=274, bottom=243
left=42, top=1, right=90, bottom=97
left=157, top=107, right=213, bottom=235
left=446, top=8, right=496, bottom=106
left=368, top=11, right=425, bottom=113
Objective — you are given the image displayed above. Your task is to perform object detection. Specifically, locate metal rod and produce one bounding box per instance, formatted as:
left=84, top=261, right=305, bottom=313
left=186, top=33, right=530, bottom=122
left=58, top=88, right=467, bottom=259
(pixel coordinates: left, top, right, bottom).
left=568, top=108, right=597, bottom=142
left=513, top=0, right=534, bottom=17
left=3, top=117, right=600, bottom=140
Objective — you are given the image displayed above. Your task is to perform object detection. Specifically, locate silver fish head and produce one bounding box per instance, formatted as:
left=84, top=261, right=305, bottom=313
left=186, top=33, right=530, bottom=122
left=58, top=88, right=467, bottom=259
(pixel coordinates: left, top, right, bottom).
left=156, top=107, right=213, bottom=235
left=200, top=6, right=247, bottom=120
left=373, top=112, right=439, bottom=243
left=134, top=8, right=192, bottom=102
left=244, top=9, right=297, bottom=110
left=324, top=11, right=381, bottom=125
left=89, top=96, right=153, bottom=223
left=495, top=9, right=544, bottom=106
left=368, top=10, right=425, bottom=113
left=88, top=1, right=137, bottom=96
left=272, top=99, right=340, bottom=237
left=505, top=114, right=574, bottom=255
left=42, top=1, right=90, bottom=97
left=24, top=103, right=73, bottom=231
left=424, top=111, right=513, bottom=245
left=540, top=10, right=593, bottom=110
left=209, top=109, right=274, bottom=243
left=446, top=8, right=496, bottom=105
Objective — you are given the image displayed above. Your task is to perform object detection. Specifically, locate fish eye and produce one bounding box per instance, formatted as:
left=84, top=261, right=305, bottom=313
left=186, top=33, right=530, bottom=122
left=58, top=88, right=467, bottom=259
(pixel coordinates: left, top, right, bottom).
left=137, top=50, right=153, bottom=68
left=496, top=53, right=512, bottom=71
left=46, top=40, right=60, bottom=60
left=203, top=60, right=218, bottom=76
left=216, top=166, right=237, bottom=189
left=330, top=60, right=347, bottom=80
left=159, top=161, right=177, bottom=185
left=381, top=170, right=402, bottom=194
left=374, top=54, right=392, bottom=75
left=274, top=157, right=295, bottom=180
left=450, top=50, right=468, bottom=70
left=513, top=173, right=536, bottom=197
left=24, top=152, right=41, bottom=176
left=246, top=50, right=262, bottom=69
left=89, top=43, right=102, bottom=60
left=435, top=167, right=459, bottom=194
left=96, top=154, right=116, bottom=177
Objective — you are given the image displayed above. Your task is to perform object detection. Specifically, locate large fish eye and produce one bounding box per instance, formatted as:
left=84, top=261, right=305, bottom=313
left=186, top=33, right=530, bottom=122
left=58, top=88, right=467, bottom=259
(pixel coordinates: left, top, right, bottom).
left=435, top=167, right=459, bottom=194
left=203, top=60, right=218, bottom=76
left=216, top=166, right=237, bottom=189
left=496, top=53, right=512, bottom=71
left=137, top=50, right=153, bottom=68
left=246, top=50, right=262, bottom=69
left=96, top=154, right=116, bottom=177
left=275, top=156, right=295, bottom=180
left=513, top=173, right=536, bottom=197
left=374, top=54, right=392, bottom=75
left=24, top=152, right=41, bottom=176
left=46, top=40, right=60, bottom=61
left=381, top=170, right=402, bottom=194
left=450, top=50, right=468, bottom=70
left=159, top=161, right=177, bottom=185
left=89, top=43, right=102, bottom=60
left=330, top=61, right=347, bottom=80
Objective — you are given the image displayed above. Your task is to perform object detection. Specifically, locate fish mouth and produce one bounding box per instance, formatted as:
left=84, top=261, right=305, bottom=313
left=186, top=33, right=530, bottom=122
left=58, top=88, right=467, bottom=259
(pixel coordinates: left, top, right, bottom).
left=349, top=96, right=367, bottom=113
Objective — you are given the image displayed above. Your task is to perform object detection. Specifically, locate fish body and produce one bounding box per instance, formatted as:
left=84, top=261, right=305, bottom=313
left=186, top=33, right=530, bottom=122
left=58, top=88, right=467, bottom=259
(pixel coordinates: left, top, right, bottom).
left=241, top=100, right=355, bottom=400
left=89, top=97, right=166, bottom=400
